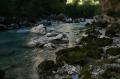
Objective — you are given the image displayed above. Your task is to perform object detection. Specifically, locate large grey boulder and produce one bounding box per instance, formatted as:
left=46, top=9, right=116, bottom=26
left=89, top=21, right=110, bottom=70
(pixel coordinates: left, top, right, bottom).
left=27, top=32, right=68, bottom=48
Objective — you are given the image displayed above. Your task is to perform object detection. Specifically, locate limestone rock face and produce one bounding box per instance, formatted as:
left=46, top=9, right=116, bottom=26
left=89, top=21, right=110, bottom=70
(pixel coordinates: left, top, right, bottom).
left=99, top=0, right=120, bottom=12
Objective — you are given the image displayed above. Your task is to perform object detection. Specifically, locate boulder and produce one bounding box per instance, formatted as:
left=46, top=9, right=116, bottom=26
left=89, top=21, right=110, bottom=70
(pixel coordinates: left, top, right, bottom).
left=44, top=43, right=56, bottom=49
left=27, top=36, right=48, bottom=47
left=30, top=24, right=46, bottom=34
left=45, top=33, right=58, bottom=37
left=28, top=33, right=68, bottom=48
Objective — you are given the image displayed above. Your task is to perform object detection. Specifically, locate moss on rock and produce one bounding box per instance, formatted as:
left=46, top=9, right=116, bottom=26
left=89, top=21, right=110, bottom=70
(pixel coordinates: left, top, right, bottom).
left=38, top=60, right=57, bottom=75
left=86, top=28, right=101, bottom=38
left=56, top=46, right=104, bottom=67
left=106, top=47, right=120, bottom=56
left=81, top=35, right=113, bottom=47
left=101, top=67, right=120, bottom=79
left=56, top=47, right=87, bottom=66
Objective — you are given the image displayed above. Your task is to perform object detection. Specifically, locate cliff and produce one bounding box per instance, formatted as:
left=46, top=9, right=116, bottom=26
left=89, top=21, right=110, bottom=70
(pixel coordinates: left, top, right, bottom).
left=99, top=0, right=120, bottom=12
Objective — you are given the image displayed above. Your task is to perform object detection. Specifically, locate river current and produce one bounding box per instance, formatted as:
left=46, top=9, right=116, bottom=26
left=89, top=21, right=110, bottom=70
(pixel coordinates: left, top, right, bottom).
left=0, top=23, right=86, bottom=79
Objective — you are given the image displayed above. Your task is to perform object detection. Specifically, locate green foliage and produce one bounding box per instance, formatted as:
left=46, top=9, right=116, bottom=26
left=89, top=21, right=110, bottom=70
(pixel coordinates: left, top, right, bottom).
left=31, top=0, right=65, bottom=15
left=107, top=10, right=120, bottom=17
left=65, top=4, right=100, bottom=18
left=0, top=0, right=66, bottom=16
left=0, top=0, right=15, bottom=15
left=106, top=48, right=120, bottom=56
left=0, top=0, right=101, bottom=17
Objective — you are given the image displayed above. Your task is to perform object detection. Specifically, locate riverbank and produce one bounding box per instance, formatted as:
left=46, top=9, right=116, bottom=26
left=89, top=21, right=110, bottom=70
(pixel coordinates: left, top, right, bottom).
left=0, top=22, right=87, bottom=79
left=37, top=14, right=120, bottom=79
left=0, top=15, right=93, bottom=31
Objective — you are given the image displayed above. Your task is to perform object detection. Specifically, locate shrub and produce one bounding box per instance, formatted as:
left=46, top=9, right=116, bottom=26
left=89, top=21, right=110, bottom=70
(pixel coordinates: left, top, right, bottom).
left=65, top=3, right=100, bottom=18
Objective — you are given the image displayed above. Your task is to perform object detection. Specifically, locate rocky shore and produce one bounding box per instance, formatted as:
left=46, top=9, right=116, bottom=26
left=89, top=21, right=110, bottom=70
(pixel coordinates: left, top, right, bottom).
left=37, top=14, right=120, bottom=79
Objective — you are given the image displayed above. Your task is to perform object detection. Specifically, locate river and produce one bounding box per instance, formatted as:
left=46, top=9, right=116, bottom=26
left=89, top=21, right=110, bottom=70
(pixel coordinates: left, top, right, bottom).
left=0, top=22, right=86, bottom=79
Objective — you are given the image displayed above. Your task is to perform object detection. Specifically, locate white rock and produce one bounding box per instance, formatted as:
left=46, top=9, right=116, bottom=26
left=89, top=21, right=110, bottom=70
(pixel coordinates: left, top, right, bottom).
left=44, top=43, right=55, bottom=49
left=99, top=29, right=106, bottom=38
left=82, top=33, right=88, bottom=37
left=30, top=24, right=46, bottom=34
left=45, top=32, right=58, bottom=37
left=55, top=34, right=63, bottom=40
left=76, top=38, right=81, bottom=44
left=48, top=34, right=64, bottom=41
left=27, top=36, right=48, bottom=47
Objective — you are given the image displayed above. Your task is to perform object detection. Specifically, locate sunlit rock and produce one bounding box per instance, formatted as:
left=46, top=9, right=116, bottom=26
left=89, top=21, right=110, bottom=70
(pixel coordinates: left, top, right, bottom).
left=44, top=43, right=56, bottom=49
left=65, top=17, right=73, bottom=23
left=57, top=64, right=80, bottom=75
left=30, top=24, right=46, bottom=34
left=27, top=32, right=68, bottom=48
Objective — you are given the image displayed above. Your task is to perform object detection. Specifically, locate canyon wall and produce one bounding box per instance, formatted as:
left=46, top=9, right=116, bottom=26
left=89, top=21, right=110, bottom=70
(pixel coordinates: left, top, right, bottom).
left=99, top=0, right=120, bottom=12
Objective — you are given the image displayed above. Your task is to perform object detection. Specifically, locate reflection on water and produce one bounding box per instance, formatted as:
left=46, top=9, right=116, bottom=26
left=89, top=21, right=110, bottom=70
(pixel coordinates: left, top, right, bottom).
left=0, top=23, right=86, bottom=79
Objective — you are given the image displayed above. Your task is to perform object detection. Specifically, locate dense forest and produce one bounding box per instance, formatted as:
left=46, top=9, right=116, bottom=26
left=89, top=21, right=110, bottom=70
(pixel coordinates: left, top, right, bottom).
left=0, top=0, right=100, bottom=18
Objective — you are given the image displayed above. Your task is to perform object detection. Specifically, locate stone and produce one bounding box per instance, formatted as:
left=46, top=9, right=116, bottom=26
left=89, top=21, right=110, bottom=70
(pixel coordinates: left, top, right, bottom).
left=45, top=32, right=58, bottom=37
left=44, top=43, right=56, bottom=49
left=27, top=32, right=68, bottom=48
left=30, top=24, right=46, bottom=34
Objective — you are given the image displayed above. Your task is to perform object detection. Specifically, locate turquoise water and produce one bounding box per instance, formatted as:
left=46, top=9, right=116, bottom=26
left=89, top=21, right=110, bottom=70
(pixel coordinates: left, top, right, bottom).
left=0, top=23, right=86, bottom=79
left=0, top=29, right=32, bottom=69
